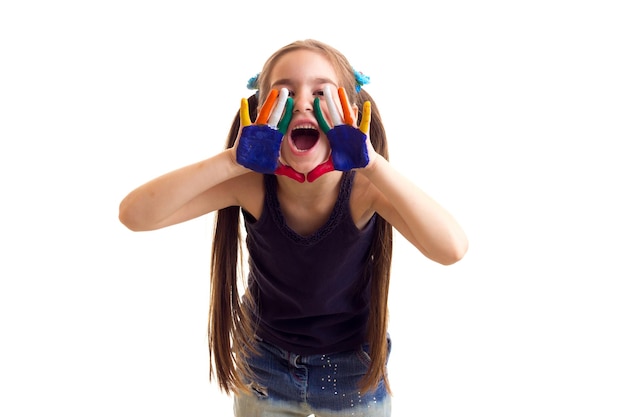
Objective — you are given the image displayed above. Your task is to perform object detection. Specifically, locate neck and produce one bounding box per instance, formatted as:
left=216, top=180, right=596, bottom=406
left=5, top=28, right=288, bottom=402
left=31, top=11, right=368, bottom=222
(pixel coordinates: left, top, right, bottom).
left=276, top=170, right=343, bottom=200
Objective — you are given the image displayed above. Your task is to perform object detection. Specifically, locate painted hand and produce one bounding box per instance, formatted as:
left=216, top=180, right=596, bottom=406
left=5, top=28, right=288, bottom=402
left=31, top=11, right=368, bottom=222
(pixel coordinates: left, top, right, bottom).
left=236, top=88, right=305, bottom=182
left=307, top=85, right=372, bottom=182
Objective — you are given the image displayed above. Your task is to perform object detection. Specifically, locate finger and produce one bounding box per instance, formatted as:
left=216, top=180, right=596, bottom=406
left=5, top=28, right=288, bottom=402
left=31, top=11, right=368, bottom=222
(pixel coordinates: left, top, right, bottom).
left=267, top=88, right=289, bottom=127
left=359, top=101, right=371, bottom=135
left=306, top=158, right=334, bottom=182
left=277, top=97, right=293, bottom=134
left=314, top=97, right=331, bottom=133
left=323, top=85, right=343, bottom=126
left=240, top=98, right=251, bottom=127
left=255, top=89, right=279, bottom=125
left=275, top=163, right=305, bottom=183
left=338, top=87, right=354, bottom=126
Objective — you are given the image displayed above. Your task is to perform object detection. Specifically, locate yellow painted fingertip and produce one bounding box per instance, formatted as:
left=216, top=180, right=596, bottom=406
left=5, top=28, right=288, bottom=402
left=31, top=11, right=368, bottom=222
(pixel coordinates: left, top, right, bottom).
left=240, top=98, right=251, bottom=127
left=359, top=101, right=371, bottom=134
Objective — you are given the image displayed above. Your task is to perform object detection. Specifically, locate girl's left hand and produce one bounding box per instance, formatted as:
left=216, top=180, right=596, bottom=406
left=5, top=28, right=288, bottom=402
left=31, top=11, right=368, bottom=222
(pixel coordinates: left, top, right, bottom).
left=307, top=85, right=372, bottom=182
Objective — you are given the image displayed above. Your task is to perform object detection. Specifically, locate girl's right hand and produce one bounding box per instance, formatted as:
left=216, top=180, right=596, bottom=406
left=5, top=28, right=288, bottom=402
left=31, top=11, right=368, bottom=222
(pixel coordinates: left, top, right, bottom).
left=235, top=88, right=305, bottom=182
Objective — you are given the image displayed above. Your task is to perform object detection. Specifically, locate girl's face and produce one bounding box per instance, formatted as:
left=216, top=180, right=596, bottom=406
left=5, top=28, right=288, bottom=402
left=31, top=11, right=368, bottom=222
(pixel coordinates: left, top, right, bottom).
left=268, top=49, right=351, bottom=176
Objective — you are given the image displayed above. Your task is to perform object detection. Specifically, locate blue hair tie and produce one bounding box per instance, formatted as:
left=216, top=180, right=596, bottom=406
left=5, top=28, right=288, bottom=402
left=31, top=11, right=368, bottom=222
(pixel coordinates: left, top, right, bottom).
left=353, top=69, right=370, bottom=92
left=247, top=73, right=260, bottom=90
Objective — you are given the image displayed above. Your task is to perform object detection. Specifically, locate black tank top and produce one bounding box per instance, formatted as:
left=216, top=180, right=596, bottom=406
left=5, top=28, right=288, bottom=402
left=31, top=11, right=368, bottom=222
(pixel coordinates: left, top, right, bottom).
left=243, top=171, right=377, bottom=354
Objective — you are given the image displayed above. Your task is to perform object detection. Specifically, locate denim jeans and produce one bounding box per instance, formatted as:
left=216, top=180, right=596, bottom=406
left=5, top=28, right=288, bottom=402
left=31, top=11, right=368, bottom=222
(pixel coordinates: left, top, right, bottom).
left=233, top=336, right=392, bottom=417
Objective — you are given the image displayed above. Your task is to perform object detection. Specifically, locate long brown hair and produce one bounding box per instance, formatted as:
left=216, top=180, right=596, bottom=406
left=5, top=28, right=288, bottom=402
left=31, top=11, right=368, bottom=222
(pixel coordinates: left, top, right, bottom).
left=208, top=39, right=393, bottom=395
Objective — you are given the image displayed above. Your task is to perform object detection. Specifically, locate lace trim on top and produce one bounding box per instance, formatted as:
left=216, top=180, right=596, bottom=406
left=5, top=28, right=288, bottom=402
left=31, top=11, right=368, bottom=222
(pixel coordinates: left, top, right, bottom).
left=264, top=171, right=354, bottom=246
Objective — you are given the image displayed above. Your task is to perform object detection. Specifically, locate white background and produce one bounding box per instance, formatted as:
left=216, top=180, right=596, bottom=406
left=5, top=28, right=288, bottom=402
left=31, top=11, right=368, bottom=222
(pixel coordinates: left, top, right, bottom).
left=1, top=0, right=625, bottom=416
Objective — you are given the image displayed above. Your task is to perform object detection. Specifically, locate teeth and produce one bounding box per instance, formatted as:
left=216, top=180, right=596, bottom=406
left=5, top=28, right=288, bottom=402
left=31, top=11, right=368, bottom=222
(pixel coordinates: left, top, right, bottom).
left=292, top=124, right=316, bottom=130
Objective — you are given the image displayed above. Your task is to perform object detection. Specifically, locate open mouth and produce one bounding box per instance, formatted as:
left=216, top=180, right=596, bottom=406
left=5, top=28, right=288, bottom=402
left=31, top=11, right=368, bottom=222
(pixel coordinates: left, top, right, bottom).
left=290, top=126, right=319, bottom=152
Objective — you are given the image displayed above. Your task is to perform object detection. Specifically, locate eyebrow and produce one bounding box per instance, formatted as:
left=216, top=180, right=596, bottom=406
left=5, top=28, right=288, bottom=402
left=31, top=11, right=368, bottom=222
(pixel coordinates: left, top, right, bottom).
left=271, top=77, right=337, bottom=89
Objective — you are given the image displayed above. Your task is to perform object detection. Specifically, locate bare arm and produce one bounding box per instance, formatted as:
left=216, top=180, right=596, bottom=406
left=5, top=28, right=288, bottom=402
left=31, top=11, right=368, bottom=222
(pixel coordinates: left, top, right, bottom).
left=361, top=157, right=468, bottom=265
left=119, top=149, right=249, bottom=231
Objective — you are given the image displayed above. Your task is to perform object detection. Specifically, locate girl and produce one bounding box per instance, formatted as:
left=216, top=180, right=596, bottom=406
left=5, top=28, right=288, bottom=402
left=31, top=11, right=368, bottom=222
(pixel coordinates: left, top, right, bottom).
left=119, top=39, right=468, bottom=417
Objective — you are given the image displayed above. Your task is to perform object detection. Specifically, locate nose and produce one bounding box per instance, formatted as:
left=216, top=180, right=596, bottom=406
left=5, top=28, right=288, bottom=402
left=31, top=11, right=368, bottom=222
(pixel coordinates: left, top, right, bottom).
left=291, top=94, right=313, bottom=113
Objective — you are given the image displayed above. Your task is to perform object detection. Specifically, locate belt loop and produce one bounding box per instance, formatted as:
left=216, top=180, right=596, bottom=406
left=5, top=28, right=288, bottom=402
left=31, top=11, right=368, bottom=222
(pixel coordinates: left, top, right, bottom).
left=289, top=353, right=301, bottom=367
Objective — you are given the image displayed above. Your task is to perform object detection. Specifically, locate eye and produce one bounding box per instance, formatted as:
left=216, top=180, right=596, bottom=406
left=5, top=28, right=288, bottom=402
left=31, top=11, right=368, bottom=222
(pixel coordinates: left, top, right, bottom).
left=287, top=90, right=295, bottom=97
left=314, top=90, right=325, bottom=97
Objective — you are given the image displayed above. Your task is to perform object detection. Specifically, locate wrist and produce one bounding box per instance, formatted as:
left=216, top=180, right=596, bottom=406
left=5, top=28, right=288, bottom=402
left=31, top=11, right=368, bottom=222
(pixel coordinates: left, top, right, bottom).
left=225, top=148, right=250, bottom=176
left=360, top=152, right=383, bottom=178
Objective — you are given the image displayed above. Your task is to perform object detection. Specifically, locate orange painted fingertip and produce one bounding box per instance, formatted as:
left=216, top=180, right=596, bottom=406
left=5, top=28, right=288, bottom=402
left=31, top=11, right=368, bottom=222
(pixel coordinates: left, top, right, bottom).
left=256, top=89, right=279, bottom=124
left=338, top=87, right=354, bottom=125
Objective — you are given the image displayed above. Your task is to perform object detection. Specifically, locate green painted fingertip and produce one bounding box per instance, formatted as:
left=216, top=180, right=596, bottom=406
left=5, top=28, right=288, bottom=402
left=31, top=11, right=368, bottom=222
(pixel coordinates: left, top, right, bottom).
left=277, top=98, right=293, bottom=134
left=314, top=97, right=330, bottom=133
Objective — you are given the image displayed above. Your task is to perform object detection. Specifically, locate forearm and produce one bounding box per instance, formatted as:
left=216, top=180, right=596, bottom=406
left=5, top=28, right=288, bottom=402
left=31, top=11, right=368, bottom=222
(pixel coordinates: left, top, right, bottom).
left=361, top=157, right=468, bottom=265
left=119, top=149, right=246, bottom=231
